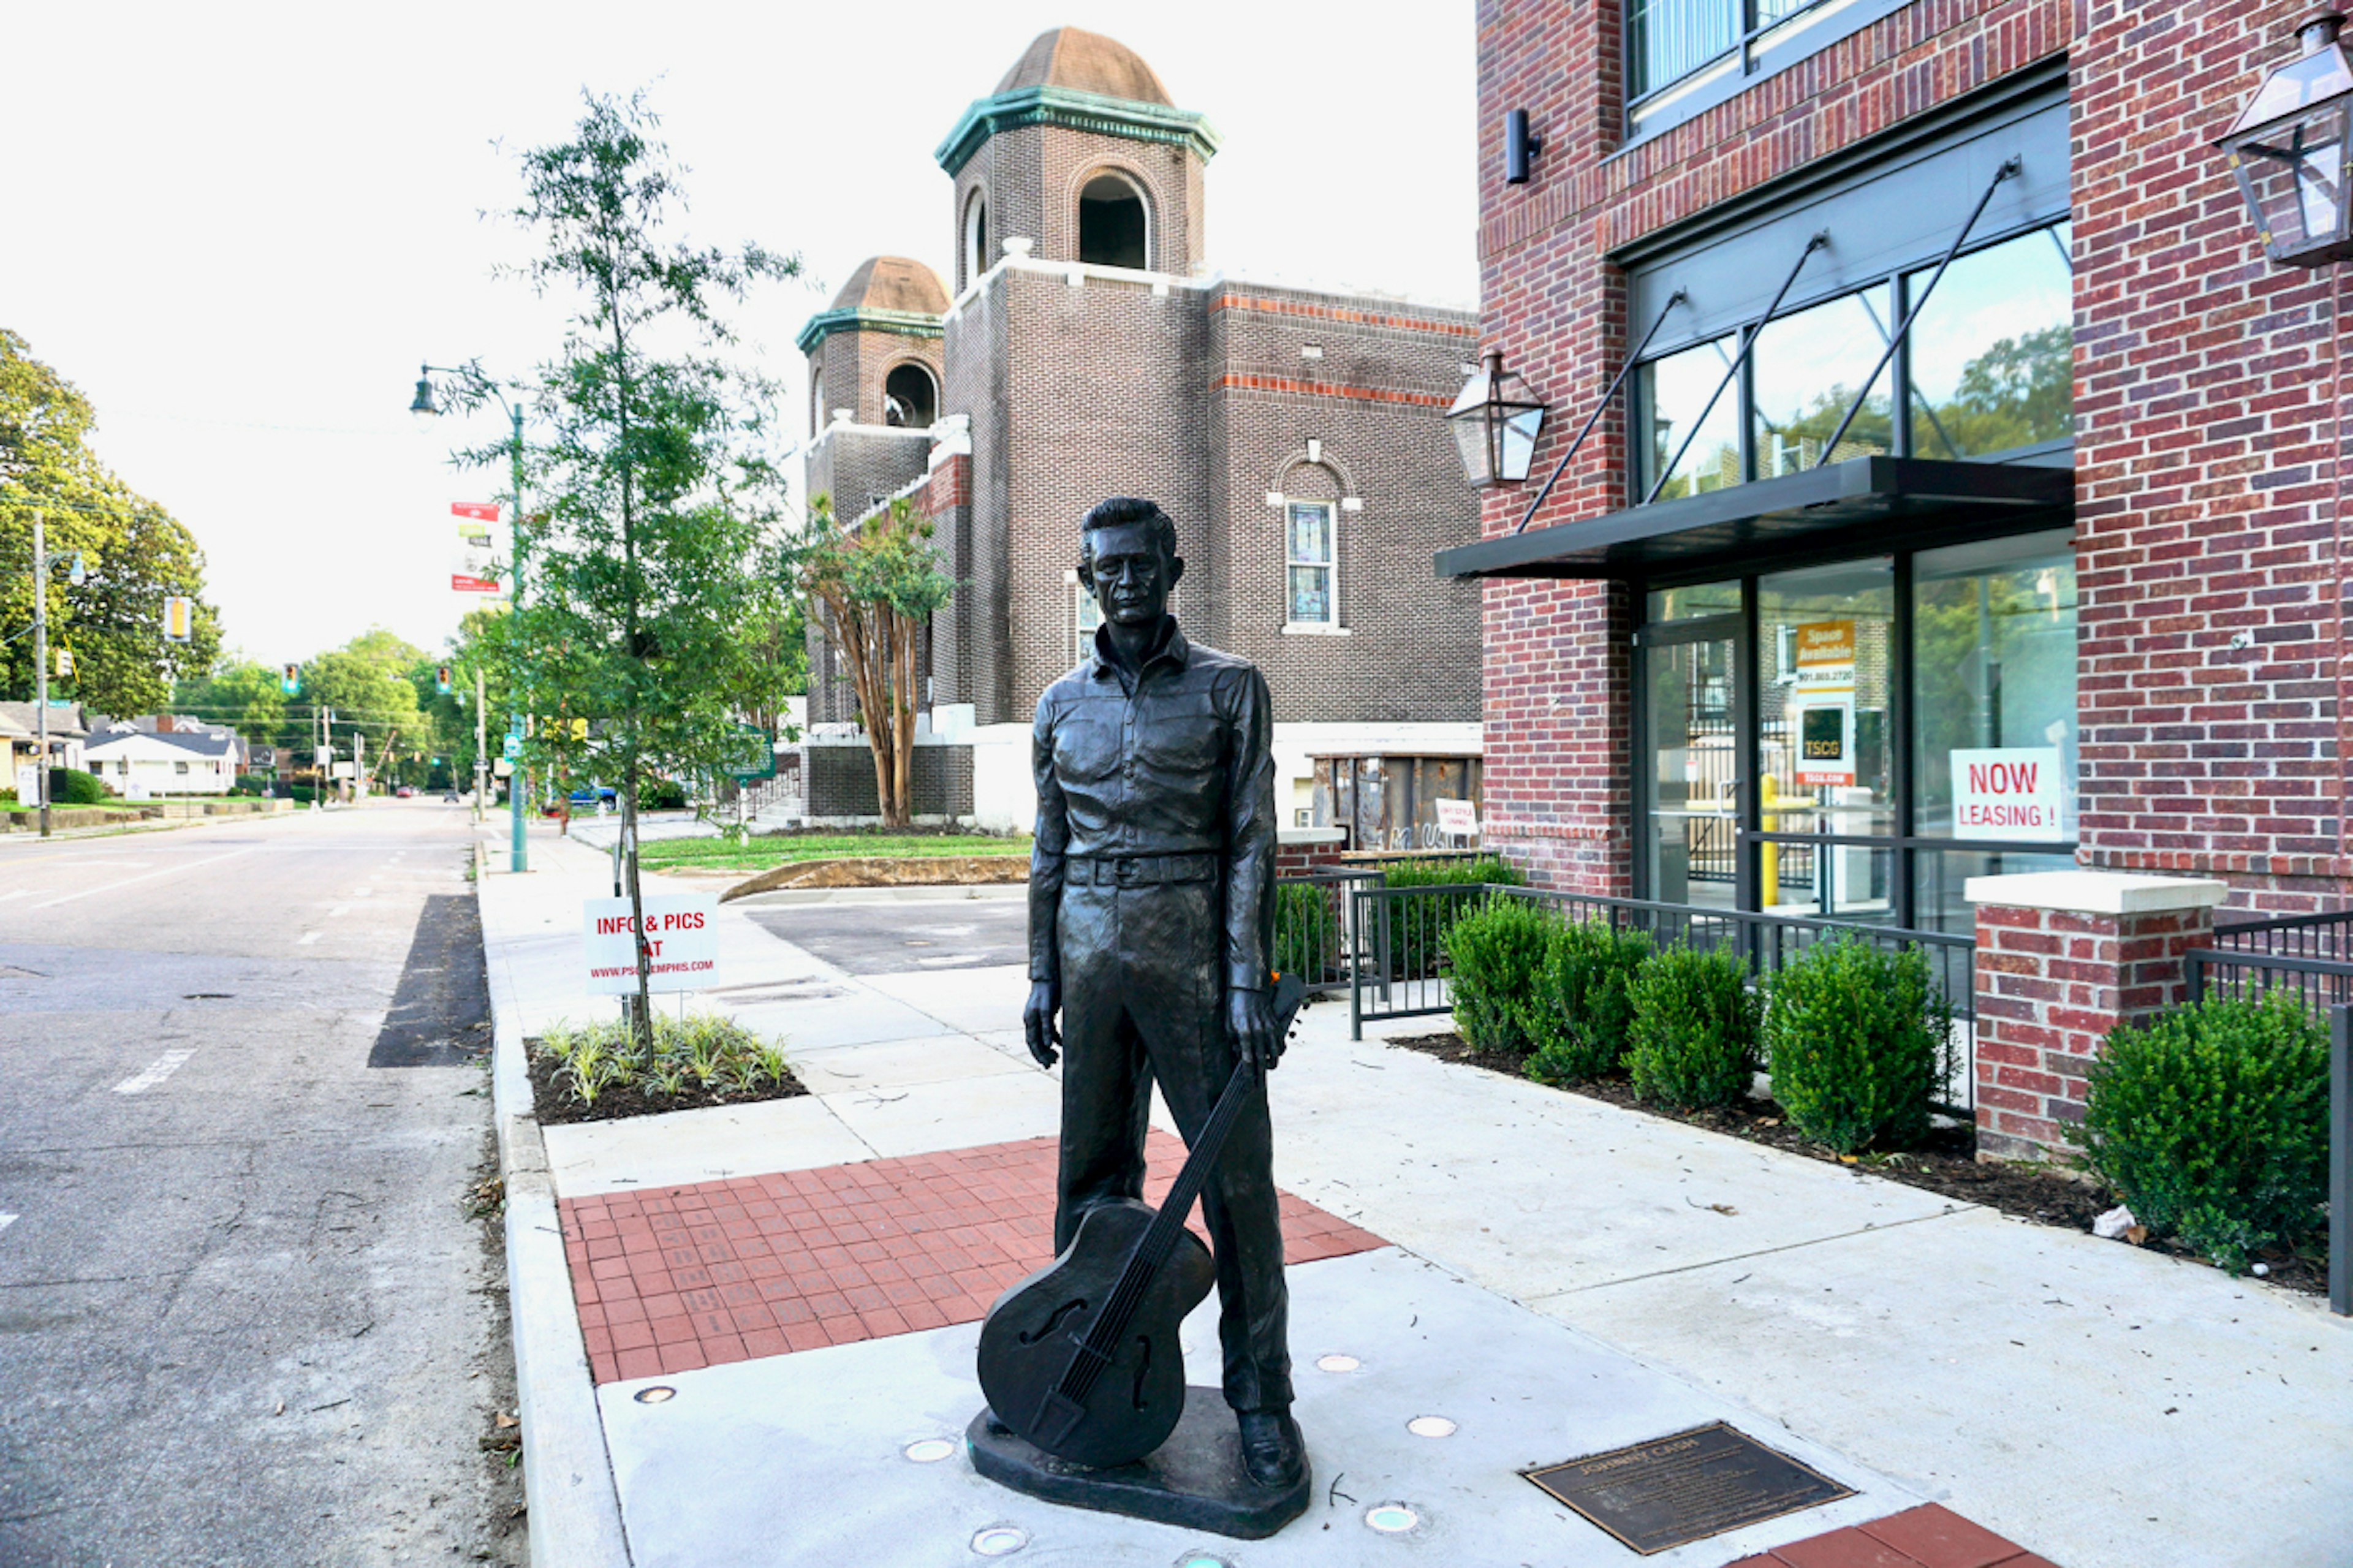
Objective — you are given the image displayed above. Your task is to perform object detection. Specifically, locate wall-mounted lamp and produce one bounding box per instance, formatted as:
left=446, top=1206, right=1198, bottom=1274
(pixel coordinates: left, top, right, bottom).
left=1505, top=109, right=1544, bottom=185
left=1446, top=348, right=1547, bottom=488
left=2219, top=10, right=2353, bottom=265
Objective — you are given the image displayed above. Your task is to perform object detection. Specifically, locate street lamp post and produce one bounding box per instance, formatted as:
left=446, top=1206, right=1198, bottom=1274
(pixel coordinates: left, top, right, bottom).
left=412, top=365, right=529, bottom=873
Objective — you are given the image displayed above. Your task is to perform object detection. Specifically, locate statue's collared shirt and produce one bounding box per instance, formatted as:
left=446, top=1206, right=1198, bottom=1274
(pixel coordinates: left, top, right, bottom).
left=1029, top=615, right=1277, bottom=993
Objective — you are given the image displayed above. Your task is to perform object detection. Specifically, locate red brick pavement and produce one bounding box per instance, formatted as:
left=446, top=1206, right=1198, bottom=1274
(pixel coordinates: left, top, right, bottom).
left=559, top=1132, right=1387, bottom=1385
left=1725, top=1504, right=2058, bottom=1568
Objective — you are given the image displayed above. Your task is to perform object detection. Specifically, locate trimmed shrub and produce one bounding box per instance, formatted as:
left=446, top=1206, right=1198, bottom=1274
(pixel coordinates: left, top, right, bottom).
left=2066, top=991, right=2327, bottom=1273
left=1380, top=855, right=1521, bottom=978
left=642, top=778, right=688, bottom=809
left=1274, top=881, right=1340, bottom=983
left=1763, top=937, right=1944, bottom=1153
left=1523, top=920, right=1654, bottom=1083
left=1626, top=945, right=1759, bottom=1109
left=1442, top=896, right=1556, bottom=1054
left=50, top=768, right=109, bottom=805
left=230, top=775, right=271, bottom=797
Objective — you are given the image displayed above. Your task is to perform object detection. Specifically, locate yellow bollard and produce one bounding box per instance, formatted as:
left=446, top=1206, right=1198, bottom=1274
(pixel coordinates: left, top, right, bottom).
left=1759, top=773, right=1779, bottom=909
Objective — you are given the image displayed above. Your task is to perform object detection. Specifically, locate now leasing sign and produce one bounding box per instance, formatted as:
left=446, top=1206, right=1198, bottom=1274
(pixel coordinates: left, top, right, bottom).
left=583, top=895, right=718, bottom=994
left=1952, top=748, right=2064, bottom=835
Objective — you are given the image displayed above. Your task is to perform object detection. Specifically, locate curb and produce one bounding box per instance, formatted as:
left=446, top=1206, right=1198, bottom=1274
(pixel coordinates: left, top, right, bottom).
left=479, top=839, right=635, bottom=1568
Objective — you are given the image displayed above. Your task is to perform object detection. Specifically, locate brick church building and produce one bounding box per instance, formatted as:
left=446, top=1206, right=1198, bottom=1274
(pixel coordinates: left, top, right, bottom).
left=1449, top=2, right=2349, bottom=1154
left=798, top=27, right=1485, bottom=831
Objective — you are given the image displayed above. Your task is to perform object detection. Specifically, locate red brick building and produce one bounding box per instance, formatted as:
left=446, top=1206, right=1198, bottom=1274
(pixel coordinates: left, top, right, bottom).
left=1447, top=2, right=2349, bottom=1154
left=1450, top=0, right=2347, bottom=917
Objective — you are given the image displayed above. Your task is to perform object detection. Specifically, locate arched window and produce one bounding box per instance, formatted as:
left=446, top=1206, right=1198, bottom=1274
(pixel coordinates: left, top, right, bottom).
left=1077, top=172, right=1149, bottom=270
left=883, top=363, right=937, bottom=430
left=963, top=189, right=989, bottom=290
left=809, top=366, right=824, bottom=437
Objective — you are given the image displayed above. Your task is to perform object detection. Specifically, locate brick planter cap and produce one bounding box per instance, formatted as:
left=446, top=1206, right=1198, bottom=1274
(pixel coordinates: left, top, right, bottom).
left=1964, top=870, right=2229, bottom=915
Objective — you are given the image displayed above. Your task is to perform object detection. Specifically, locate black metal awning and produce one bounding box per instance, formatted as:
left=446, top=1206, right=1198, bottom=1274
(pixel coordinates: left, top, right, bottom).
left=1433, top=455, right=2072, bottom=581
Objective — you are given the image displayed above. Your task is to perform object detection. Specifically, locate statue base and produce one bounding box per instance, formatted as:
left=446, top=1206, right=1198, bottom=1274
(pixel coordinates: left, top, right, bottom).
left=965, top=1393, right=1311, bottom=1540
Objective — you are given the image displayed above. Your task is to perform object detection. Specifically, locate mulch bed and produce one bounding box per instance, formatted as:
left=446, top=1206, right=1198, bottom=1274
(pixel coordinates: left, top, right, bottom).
left=1391, top=1031, right=2328, bottom=1296
left=524, top=1040, right=809, bottom=1127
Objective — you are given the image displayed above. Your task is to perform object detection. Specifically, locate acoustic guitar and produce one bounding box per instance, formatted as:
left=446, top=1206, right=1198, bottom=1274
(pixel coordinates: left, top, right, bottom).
left=976, top=971, right=1310, bottom=1470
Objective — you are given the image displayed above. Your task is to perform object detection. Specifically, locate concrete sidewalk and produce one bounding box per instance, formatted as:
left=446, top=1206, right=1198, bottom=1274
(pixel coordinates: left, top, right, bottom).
left=477, top=822, right=2351, bottom=1568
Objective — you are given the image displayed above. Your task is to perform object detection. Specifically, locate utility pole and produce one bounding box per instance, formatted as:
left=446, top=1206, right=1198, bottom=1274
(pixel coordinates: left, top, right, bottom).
left=31, top=513, right=48, bottom=838
left=506, top=400, right=529, bottom=875
left=354, top=732, right=365, bottom=803
left=473, top=664, right=488, bottom=823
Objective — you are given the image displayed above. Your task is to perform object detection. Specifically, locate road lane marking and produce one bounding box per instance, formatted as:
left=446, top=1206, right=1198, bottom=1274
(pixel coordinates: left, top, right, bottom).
left=114, top=1049, right=197, bottom=1094
left=328, top=905, right=350, bottom=917
left=354, top=887, right=374, bottom=896
left=298, top=932, right=322, bottom=945
left=49, top=859, right=153, bottom=868
left=0, top=1214, right=15, bottom=1235
left=31, top=848, right=260, bottom=910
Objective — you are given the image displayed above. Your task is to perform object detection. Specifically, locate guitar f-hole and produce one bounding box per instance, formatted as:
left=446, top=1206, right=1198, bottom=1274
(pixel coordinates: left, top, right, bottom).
left=1018, top=1297, right=1087, bottom=1346
left=1130, top=1334, right=1153, bottom=1410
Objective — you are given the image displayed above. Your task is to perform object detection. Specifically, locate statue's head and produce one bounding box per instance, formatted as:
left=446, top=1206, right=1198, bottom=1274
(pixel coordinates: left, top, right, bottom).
left=1078, top=497, right=1184, bottom=629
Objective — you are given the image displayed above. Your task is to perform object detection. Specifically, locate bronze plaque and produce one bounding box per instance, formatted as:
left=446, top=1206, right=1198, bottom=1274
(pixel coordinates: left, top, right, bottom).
left=1521, top=1422, right=1855, bottom=1555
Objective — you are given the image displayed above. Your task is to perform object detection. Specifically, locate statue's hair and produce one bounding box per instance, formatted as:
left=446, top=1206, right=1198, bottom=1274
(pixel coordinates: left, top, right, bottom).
left=1080, top=496, right=1179, bottom=566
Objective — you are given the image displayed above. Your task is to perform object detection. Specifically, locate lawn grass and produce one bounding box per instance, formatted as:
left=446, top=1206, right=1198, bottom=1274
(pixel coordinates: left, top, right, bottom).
left=637, top=831, right=1030, bottom=872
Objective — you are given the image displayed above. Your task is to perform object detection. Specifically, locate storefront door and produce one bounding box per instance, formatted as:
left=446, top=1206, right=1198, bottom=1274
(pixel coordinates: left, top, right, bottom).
left=1638, top=597, right=1743, bottom=912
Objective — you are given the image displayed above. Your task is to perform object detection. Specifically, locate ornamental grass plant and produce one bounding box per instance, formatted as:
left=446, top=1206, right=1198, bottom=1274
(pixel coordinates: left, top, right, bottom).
left=1441, top=895, right=1556, bottom=1055
left=536, top=1011, right=793, bottom=1112
left=1523, top=919, right=1654, bottom=1083
left=2066, top=990, right=2329, bottom=1273
left=1762, top=937, right=1945, bottom=1153
left=1626, top=945, right=1759, bottom=1109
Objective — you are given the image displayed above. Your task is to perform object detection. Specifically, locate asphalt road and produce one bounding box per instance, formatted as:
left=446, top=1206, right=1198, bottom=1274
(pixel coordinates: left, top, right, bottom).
left=0, top=803, right=523, bottom=1567
left=745, top=893, right=1029, bottom=974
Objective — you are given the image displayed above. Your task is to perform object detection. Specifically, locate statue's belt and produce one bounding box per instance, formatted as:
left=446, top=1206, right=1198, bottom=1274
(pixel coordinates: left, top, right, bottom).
left=1062, top=853, right=1221, bottom=887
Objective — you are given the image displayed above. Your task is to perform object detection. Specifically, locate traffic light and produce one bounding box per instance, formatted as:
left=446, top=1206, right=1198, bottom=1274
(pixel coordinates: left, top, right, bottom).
left=281, top=662, right=300, bottom=695
left=435, top=665, right=452, bottom=695
left=53, top=648, right=74, bottom=678
left=162, top=596, right=195, bottom=643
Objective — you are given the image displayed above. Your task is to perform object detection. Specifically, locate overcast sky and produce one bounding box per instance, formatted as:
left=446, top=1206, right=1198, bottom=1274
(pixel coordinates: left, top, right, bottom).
left=5, top=2, right=1479, bottom=667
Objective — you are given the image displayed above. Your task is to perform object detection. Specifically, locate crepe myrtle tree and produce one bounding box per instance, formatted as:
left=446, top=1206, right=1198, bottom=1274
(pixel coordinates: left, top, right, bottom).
left=792, top=493, right=956, bottom=828
left=458, top=90, right=798, bottom=1044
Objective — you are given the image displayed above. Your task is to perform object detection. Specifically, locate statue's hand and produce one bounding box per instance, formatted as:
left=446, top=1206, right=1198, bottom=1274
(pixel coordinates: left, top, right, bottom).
left=1022, top=980, right=1061, bottom=1069
left=1227, top=987, right=1278, bottom=1072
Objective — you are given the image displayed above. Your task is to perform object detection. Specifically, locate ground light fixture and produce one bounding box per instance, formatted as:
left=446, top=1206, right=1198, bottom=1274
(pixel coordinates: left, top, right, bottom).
left=970, top=1524, right=1029, bottom=1555
left=2219, top=10, right=2353, bottom=265
left=1446, top=347, right=1547, bottom=487
left=1364, top=1502, right=1422, bottom=1534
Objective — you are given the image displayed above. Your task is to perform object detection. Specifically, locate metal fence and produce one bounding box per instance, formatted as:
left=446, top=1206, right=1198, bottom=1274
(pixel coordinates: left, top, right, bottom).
left=2190, top=908, right=2353, bottom=1013
left=1272, top=869, right=1383, bottom=997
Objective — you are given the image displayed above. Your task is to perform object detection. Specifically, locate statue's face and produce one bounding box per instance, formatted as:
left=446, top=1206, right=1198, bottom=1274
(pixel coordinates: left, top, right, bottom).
left=1080, top=521, right=1184, bottom=627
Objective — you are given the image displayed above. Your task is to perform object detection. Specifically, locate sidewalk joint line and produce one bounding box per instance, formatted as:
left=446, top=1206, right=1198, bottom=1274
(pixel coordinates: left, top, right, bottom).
left=1528, top=1206, right=1978, bottom=1300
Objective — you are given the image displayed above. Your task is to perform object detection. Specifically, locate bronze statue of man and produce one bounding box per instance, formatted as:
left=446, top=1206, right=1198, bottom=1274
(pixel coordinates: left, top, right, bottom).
left=1022, top=496, right=1303, bottom=1490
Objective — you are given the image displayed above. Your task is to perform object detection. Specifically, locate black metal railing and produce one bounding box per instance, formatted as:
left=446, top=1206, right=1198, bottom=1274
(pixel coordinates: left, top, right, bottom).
left=2185, top=948, right=2353, bottom=1013
left=1273, top=869, right=1382, bottom=997
left=1344, top=880, right=1976, bottom=1107
left=2211, top=907, right=2353, bottom=964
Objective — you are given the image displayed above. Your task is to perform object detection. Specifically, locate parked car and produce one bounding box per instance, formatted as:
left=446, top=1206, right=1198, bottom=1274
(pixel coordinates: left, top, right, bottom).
left=393, top=785, right=416, bottom=798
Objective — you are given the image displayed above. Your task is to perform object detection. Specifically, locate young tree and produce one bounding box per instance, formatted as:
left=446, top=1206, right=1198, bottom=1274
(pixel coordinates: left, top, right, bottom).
left=794, top=494, right=955, bottom=828
left=468, top=91, right=797, bottom=1042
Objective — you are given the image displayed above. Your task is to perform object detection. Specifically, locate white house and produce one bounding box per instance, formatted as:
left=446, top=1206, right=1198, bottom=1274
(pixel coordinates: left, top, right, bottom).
left=83, top=726, right=241, bottom=796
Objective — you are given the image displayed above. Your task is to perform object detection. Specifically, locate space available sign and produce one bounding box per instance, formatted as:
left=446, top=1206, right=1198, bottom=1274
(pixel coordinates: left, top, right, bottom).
left=1951, top=748, right=2064, bottom=834
left=1790, top=620, right=1856, bottom=787
left=452, top=502, right=502, bottom=593
left=583, top=895, right=718, bottom=994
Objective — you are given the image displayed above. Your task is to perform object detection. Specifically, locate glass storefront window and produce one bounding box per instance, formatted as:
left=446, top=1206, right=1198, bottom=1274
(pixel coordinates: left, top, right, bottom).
left=1907, top=224, right=2072, bottom=458
left=1750, top=285, right=1895, bottom=475
left=1757, top=558, right=1895, bottom=916
left=1912, top=529, right=2077, bottom=844
left=1912, top=848, right=2075, bottom=936
left=1647, top=580, right=1742, bottom=623
left=1640, top=335, right=1742, bottom=501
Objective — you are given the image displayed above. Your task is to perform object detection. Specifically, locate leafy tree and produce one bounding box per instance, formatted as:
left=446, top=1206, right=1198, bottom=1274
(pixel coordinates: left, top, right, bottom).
left=463, top=91, right=797, bottom=1040
left=304, top=629, right=425, bottom=783
left=792, top=494, right=955, bottom=827
left=175, top=657, right=287, bottom=747
left=0, top=330, right=217, bottom=713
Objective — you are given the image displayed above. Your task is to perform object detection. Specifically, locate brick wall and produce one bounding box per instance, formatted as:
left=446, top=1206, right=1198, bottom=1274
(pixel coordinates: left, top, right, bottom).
left=803, top=743, right=976, bottom=819
left=2069, top=0, right=2352, bottom=911
left=813, top=327, right=945, bottom=433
